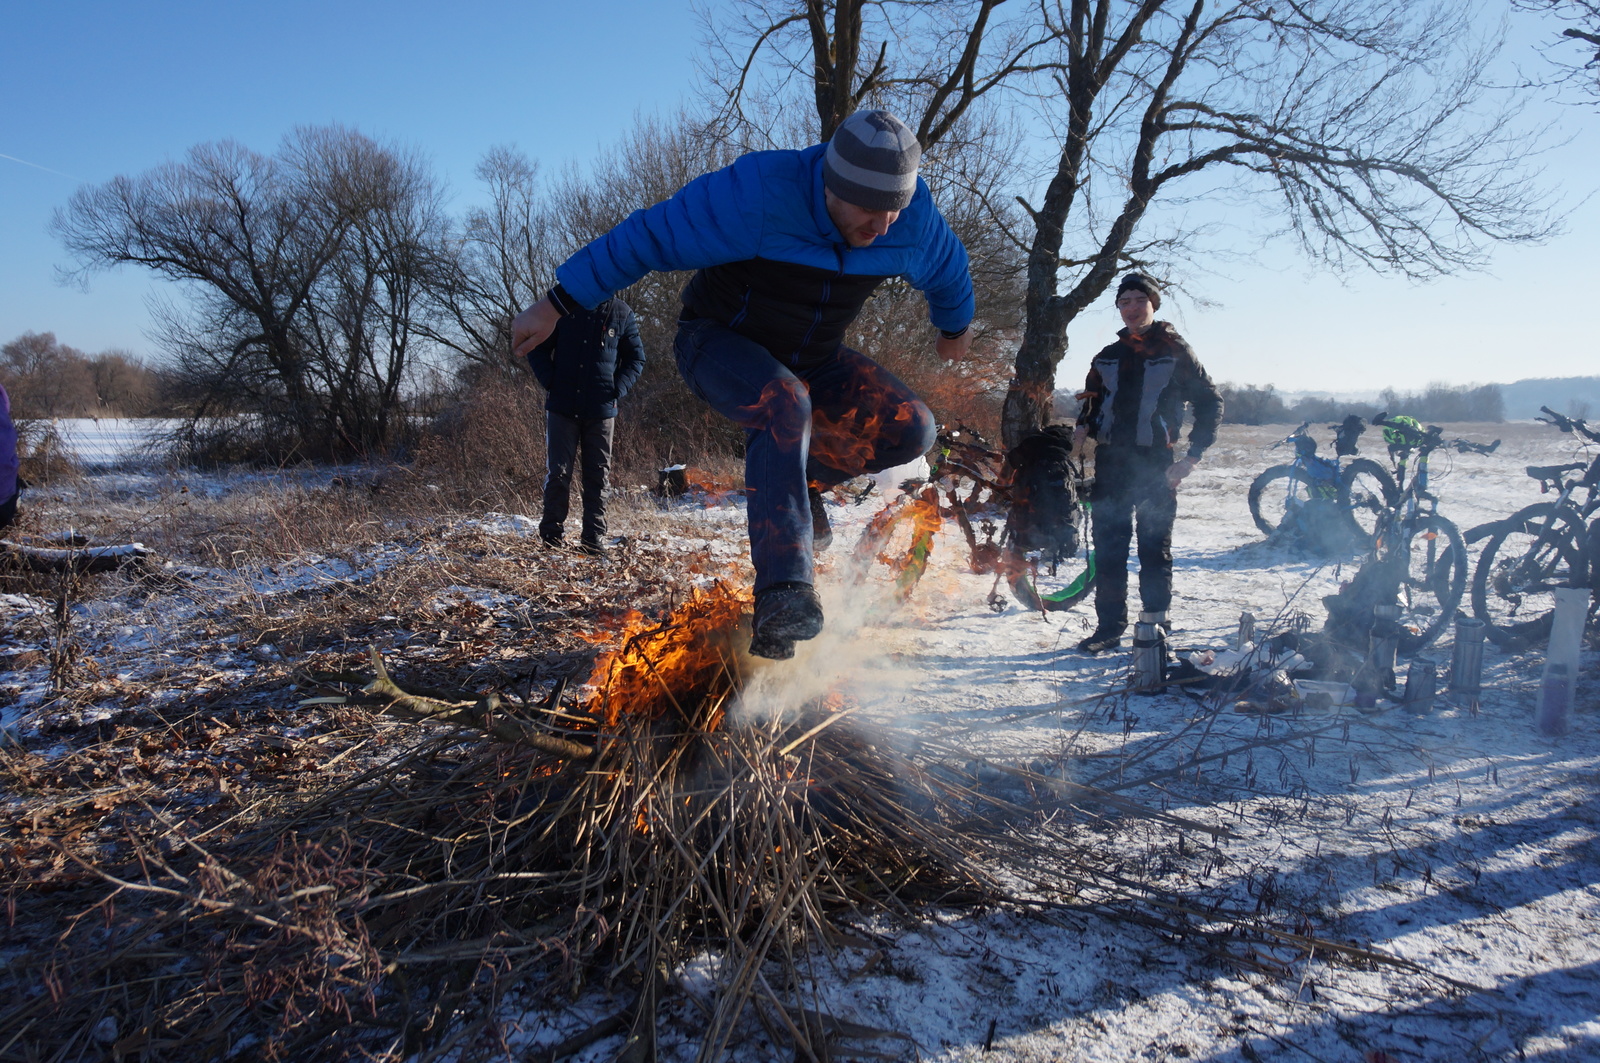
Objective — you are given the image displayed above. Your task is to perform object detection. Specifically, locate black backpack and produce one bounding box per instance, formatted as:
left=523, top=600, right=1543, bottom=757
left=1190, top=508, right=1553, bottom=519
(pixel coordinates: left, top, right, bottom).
left=1005, top=424, right=1082, bottom=565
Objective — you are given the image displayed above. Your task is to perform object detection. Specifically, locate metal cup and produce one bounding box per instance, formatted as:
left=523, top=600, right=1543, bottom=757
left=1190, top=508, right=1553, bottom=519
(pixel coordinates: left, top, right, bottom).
left=1449, top=616, right=1486, bottom=695
left=1132, top=621, right=1165, bottom=693
left=1367, top=603, right=1401, bottom=692
left=1403, top=660, right=1436, bottom=714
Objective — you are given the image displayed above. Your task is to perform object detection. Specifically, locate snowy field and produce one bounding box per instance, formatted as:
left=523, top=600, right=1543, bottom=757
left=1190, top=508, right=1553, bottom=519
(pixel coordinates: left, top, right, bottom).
left=502, top=420, right=1600, bottom=1063
left=39, top=417, right=181, bottom=469
left=1, top=421, right=1596, bottom=1061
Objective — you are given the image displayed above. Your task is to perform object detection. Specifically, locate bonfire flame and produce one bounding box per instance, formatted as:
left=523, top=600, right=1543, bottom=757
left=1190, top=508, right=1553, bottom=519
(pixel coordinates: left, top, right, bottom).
left=583, top=584, right=750, bottom=727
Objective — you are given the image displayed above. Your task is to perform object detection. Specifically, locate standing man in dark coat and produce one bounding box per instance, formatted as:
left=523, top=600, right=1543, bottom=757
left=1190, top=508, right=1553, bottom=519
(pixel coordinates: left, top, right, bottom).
left=509, top=110, right=973, bottom=659
left=526, top=296, right=645, bottom=558
left=1073, top=273, right=1223, bottom=653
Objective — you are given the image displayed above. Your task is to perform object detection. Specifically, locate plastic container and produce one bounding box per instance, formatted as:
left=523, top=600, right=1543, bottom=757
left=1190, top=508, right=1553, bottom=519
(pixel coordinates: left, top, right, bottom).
left=1536, top=662, right=1572, bottom=738
left=1548, top=588, right=1590, bottom=677
left=1236, top=611, right=1256, bottom=652
left=1293, top=679, right=1357, bottom=712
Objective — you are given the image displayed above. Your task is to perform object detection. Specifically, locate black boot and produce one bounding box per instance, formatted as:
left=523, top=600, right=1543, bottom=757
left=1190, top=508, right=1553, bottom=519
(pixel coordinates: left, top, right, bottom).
left=808, top=487, right=833, bottom=553
left=750, top=582, right=824, bottom=660
left=1076, top=626, right=1125, bottom=654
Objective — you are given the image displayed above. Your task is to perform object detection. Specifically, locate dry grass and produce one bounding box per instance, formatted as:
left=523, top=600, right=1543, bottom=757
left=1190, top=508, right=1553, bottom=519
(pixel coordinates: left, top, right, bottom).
left=0, top=437, right=1486, bottom=1062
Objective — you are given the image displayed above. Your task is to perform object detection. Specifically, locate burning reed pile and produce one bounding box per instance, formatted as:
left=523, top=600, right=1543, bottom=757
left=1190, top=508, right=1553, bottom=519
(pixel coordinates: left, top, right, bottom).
left=2, top=562, right=1462, bottom=1062
left=0, top=584, right=1052, bottom=1061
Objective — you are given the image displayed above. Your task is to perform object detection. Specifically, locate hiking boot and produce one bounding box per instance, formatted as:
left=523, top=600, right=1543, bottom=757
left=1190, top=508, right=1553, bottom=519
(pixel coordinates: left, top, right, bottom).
left=539, top=527, right=563, bottom=549
left=749, top=582, right=824, bottom=660
left=1076, top=626, right=1125, bottom=654
left=808, top=487, right=833, bottom=553
left=577, top=539, right=610, bottom=560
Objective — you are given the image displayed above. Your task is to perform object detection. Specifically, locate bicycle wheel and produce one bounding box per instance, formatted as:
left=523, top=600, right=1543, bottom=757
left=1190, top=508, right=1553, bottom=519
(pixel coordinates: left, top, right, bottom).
left=849, top=489, right=942, bottom=603
left=1248, top=465, right=1317, bottom=537
left=1469, top=503, right=1585, bottom=641
left=1395, top=514, right=1468, bottom=655
left=1337, top=458, right=1399, bottom=545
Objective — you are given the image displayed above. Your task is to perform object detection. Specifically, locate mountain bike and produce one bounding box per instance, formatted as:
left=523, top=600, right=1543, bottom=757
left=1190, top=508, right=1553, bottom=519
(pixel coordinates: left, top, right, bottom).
left=849, top=426, right=1096, bottom=613
left=1247, top=416, right=1398, bottom=547
left=1467, top=406, right=1600, bottom=645
left=1345, top=415, right=1498, bottom=654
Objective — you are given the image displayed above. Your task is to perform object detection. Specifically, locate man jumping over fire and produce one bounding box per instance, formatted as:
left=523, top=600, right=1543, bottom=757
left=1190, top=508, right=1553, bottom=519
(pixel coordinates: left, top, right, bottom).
left=512, top=110, right=974, bottom=659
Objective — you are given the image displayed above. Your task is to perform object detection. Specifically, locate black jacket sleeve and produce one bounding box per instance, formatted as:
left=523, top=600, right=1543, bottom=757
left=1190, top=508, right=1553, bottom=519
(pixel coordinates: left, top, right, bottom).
left=1077, top=355, right=1109, bottom=435
left=1178, top=343, right=1223, bottom=459
left=613, top=308, right=646, bottom=402
left=527, top=332, right=557, bottom=392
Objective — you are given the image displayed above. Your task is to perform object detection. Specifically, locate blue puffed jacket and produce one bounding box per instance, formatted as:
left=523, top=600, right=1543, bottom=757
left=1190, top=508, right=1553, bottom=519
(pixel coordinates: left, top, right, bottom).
left=552, top=143, right=974, bottom=370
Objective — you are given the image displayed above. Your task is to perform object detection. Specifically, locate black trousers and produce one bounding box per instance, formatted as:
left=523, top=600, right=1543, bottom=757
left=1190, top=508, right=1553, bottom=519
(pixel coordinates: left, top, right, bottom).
left=1090, top=446, right=1178, bottom=629
left=541, top=412, right=615, bottom=547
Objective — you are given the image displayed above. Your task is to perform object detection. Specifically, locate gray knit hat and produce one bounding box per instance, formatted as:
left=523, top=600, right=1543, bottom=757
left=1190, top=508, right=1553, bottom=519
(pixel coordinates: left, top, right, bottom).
left=822, top=110, right=921, bottom=212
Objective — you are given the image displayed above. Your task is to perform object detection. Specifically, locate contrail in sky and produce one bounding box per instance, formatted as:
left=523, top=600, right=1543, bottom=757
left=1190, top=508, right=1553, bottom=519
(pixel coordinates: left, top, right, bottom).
left=0, top=152, right=80, bottom=181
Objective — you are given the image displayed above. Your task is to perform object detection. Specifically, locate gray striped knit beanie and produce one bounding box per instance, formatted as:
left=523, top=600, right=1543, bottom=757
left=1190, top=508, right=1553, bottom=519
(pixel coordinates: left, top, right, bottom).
left=822, top=110, right=921, bottom=212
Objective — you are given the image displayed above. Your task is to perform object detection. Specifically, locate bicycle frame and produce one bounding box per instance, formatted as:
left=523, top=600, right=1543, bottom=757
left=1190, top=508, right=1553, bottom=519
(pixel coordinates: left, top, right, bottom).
left=856, top=426, right=1096, bottom=613
left=1272, top=423, right=1344, bottom=501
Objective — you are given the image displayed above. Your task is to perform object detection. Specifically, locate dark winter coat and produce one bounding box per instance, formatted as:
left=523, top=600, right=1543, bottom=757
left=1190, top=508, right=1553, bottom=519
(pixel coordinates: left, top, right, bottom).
left=527, top=297, right=645, bottom=420
left=1078, top=322, right=1222, bottom=460
left=549, top=143, right=973, bottom=370
left=0, top=382, right=17, bottom=502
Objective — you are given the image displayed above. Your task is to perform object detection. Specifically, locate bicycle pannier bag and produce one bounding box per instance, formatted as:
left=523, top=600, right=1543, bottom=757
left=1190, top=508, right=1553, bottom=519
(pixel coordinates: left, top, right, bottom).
left=1005, top=424, right=1082, bottom=564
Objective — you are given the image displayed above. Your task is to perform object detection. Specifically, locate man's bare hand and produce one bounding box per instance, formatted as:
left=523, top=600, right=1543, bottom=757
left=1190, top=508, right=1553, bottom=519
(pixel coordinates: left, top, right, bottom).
left=1166, top=456, right=1200, bottom=486
left=935, top=328, right=972, bottom=362
left=512, top=297, right=561, bottom=360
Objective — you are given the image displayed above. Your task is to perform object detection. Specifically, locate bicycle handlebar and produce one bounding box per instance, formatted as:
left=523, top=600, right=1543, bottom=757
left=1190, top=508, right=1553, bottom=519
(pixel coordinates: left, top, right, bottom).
left=1538, top=406, right=1600, bottom=444
left=1372, top=413, right=1497, bottom=456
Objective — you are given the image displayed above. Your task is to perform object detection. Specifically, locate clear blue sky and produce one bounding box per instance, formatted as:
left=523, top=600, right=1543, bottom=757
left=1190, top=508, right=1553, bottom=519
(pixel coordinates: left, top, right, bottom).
left=3, top=1, right=1596, bottom=395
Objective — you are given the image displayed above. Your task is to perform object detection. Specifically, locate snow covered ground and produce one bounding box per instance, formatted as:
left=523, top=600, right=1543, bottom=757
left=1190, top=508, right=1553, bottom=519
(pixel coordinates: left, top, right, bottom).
left=504, top=420, right=1599, bottom=1062
left=2, top=421, right=1596, bottom=1061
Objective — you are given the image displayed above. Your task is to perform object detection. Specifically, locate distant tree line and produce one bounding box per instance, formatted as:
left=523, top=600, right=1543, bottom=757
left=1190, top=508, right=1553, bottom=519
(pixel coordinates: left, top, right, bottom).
left=0, top=331, right=173, bottom=418
left=1219, top=382, right=1506, bottom=426
left=38, top=0, right=1557, bottom=468
left=47, top=121, right=1023, bottom=469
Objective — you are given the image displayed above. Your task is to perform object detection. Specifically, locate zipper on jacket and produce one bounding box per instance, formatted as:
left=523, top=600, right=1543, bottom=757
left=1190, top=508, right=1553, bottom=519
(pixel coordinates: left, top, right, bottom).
left=793, top=245, right=846, bottom=365
left=729, top=288, right=753, bottom=329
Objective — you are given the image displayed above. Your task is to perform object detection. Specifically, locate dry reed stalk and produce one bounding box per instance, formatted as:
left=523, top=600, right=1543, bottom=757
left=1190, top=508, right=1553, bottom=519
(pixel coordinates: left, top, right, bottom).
left=0, top=574, right=1471, bottom=1063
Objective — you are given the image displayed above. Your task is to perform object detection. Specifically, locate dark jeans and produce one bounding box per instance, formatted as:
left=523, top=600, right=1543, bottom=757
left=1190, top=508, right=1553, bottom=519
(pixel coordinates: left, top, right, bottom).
left=541, top=412, right=615, bottom=547
left=674, top=317, right=935, bottom=591
left=1090, top=446, right=1178, bottom=629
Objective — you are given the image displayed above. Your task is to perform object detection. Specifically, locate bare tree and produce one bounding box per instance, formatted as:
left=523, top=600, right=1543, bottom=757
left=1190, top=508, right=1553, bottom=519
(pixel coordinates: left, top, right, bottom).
left=53, top=126, right=448, bottom=460
left=0, top=332, right=97, bottom=417
left=701, top=0, right=1059, bottom=145
left=703, top=1, right=1556, bottom=446
left=1514, top=1, right=1600, bottom=101
left=1000, top=0, right=1554, bottom=443
left=425, top=147, right=556, bottom=370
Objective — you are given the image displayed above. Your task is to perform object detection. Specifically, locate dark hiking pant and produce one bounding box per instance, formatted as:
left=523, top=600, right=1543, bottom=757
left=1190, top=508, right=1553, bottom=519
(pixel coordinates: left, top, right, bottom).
left=1090, top=446, right=1179, bottom=630
left=673, top=317, right=935, bottom=592
left=541, top=412, right=615, bottom=548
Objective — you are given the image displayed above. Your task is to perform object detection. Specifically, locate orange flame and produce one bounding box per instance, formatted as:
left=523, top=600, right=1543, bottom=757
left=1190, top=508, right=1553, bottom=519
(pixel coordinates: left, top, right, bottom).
left=810, top=399, right=920, bottom=478
left=584, top=584, right=750, bottom=727
left=683, top=468, right=740, bottom=506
